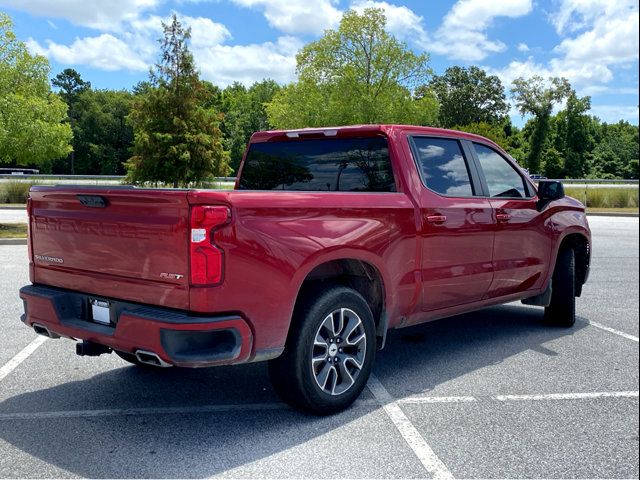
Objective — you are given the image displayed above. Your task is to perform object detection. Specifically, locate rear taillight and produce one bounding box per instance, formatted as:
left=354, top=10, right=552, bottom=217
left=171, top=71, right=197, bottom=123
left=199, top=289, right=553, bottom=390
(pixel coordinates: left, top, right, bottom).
left=190, top=205, right=230, bottom=286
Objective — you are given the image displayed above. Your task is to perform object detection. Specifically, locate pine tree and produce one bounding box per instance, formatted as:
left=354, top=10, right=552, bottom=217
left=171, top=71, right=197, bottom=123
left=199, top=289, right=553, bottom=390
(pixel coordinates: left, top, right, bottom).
left=126, top=14, right=229, bottom=187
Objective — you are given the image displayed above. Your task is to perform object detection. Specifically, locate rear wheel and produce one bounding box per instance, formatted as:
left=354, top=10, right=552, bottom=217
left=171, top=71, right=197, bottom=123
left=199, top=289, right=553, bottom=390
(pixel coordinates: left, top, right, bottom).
left=544, top=248, right=576, bottom=327
left=268, top=285, right=376, bottom=415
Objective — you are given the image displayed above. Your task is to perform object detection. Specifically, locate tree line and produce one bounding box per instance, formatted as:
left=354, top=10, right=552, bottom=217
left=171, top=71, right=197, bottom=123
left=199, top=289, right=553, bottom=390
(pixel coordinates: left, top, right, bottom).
left=0, top=10, right=637, bottom=184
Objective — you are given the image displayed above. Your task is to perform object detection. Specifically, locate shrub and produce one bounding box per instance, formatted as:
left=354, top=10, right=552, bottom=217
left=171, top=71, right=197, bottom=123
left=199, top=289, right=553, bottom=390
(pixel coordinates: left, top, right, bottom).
left=565, top=186, right=638, bottom=208
left=0, top=181, right=37, bottom=203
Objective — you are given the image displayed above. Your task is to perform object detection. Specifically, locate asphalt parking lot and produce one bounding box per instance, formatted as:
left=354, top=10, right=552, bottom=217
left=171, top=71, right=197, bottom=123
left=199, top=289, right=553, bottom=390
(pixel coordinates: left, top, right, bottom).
left=0, top=216, right=638, bottom=479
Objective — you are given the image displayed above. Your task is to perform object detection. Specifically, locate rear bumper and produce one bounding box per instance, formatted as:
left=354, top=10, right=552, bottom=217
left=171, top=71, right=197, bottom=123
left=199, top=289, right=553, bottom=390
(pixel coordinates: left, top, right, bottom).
left=19, top=284, right=253, bottom=368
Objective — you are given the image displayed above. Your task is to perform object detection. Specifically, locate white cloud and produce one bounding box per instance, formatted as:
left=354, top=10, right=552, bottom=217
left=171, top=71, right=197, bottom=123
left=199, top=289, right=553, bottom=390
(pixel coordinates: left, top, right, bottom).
left=581, top=85, right=639, bottom=95
left=554, top=10, right=639, bottom=66
left=517, top=42, right=529, bottom=52
left=26, top=10, right=298, bottom=86
left=124, top=13, right=232, bottom=48
left=229, top=0, right=342, bottom=35
left=589, top=104, right=639, bottom=123
left=0, top=0, right=160, bottom=31
left=26, top=34, right=149, bottom=71
left=487, top=58, right=551, bottom=87
left=187, top=16, right=232, bottom=47
left=350, top=0, right=533, bottom=62
left=486, top=56, right=615, bottom=93
left=429, top=0, right=533, bottom=61
left=489, top=0, right=639, bottom=97
left=550, top=0, right=634, bottom=34
left=350, top=1, right=428, bottom=43
left=194, top=36, right=301, bottom=86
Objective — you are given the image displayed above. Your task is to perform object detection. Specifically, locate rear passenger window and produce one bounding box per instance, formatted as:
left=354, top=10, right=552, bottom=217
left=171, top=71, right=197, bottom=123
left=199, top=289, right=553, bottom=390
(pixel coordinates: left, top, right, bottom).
left=412, top=137, right=474, bottom=197
left=474, top=143, right=528, bottom=198
left=239, top=137, right=395, bottom=192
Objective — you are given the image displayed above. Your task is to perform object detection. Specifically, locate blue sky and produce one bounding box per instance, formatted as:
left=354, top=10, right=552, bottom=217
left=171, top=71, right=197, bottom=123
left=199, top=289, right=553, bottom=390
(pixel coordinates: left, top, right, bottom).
left=2, top=0, right=638, bottom=126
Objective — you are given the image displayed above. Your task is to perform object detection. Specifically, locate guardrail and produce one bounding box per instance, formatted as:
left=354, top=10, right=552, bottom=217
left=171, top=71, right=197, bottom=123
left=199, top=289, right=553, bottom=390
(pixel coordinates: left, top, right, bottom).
left=0, top=175, right=236, bottom=183
left=550, top=179, right=638, bottom=185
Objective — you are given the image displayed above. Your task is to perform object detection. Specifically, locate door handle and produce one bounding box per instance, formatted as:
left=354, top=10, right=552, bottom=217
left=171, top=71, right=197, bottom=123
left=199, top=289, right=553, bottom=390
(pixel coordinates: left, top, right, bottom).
left=426, top=215, right=447, bottom=224
left=496, top=213, right=511, bottom=222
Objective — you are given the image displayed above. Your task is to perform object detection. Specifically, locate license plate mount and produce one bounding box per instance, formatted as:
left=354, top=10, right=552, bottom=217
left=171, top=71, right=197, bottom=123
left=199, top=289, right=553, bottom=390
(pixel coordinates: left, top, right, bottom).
left=89, top=298, right=111, bottom=325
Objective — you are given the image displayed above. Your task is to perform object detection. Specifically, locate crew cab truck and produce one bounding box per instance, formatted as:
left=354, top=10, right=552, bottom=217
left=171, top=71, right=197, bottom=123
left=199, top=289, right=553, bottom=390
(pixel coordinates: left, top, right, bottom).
left=20, top=125, right=591, bottom=414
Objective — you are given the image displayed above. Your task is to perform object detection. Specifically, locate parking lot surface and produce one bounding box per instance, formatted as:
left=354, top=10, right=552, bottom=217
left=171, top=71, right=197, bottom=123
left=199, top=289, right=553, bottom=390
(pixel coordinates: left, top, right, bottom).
left=0, top=216, right=638, bottom=478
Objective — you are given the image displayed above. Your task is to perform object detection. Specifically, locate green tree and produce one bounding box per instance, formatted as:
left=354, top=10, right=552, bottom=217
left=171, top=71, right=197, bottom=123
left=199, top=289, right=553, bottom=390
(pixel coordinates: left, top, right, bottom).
left=266, top=8, right=438, bottom=128
left=503, top=124, right=528, bottom=165
left=450, top=121, right=508, bottom=150
left=126, top=14, right=229, bottom=186
left=511, top=76, right=571, bottom=174
left=219, top=79, right=281, bottom=172
left=52, top=68, right=92, bottom=173
left=52, top=68, right=91, bottom=104
left=589, top=121, right=639, bottom=179
left=71, top=89, right=134, bottom=174
left=0, top=14, right=72, bottom=166
left=541, top=146, right=565, bottom=178
left=553, top=91, right=593, bottom=178
left=428, top=66, right=509, bottom=128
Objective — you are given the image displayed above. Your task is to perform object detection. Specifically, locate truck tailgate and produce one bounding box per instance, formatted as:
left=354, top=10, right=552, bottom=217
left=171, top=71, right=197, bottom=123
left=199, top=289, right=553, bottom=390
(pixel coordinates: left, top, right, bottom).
left=29, top=186, right=191, bottom=309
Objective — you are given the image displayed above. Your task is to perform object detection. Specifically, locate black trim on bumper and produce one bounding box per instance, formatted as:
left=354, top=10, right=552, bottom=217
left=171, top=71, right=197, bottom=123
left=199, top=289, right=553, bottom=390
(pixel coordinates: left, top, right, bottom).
left=20, top=284, right=240, bottom=328
left=160, top=328, right=241, bottom=363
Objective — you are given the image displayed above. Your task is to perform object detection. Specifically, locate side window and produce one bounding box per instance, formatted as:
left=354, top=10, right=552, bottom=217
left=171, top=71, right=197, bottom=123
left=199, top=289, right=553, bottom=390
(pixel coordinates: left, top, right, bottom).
left=474, top=143, right=528, bottom=198
left=412, top=137, right=474, bottom=197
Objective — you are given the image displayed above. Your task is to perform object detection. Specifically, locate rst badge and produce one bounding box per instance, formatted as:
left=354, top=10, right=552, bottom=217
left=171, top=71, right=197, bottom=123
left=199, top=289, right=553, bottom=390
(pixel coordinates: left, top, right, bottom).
left=34, top=254, right=64, bottom=264
left=160, top=272, right=184, bottom=280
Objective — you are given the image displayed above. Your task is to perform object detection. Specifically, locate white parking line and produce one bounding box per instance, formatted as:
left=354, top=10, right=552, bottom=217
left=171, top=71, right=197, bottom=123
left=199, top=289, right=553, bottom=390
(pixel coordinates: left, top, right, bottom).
left=397, top=396, right=476, bottom=405
left=587, top=320, right=639, bottom=342
left=398, top=391, right=640, bottom=404
left=0, top=388, right=636, bottom=422
left=494, top=391, right=639, bottom=402
left=0, top=336, right=47, bottom=382
left=367, top=374, right=454, bottom=480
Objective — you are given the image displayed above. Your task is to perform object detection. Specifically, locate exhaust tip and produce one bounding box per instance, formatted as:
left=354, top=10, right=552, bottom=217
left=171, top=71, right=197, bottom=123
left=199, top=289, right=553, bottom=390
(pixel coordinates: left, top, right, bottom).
left=33, top=323, right=60, bottom=339
left=135, top=350, right=173, bottom=368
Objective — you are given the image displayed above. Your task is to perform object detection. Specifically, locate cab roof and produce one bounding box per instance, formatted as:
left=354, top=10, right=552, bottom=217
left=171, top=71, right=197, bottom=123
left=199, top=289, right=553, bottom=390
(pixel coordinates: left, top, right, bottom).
left=249, top=124, right=502, bottom=151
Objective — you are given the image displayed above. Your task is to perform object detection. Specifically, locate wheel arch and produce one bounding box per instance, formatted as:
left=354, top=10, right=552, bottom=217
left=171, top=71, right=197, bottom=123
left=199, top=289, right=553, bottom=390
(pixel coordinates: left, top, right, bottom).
left=555, top=232, right=591, bottom=297
left=290, top=257, right=389, bottom=349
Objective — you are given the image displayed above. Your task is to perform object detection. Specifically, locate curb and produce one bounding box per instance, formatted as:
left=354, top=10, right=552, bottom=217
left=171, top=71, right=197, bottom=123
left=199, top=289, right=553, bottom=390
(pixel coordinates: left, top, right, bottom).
left=0, top=205, right=26, bottom=210
left=0, top=238, right=27, bottom=245
left=586, top=212, right=639, bottom=218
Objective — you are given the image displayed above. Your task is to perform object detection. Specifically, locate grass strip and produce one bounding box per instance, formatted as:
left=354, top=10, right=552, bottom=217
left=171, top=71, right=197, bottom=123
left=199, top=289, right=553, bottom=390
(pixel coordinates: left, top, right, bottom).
left=0, top=223, right=27, bottom=239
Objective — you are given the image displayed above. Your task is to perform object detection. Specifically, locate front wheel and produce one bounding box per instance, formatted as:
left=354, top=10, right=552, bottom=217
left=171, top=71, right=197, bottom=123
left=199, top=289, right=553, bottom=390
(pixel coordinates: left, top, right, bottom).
left=544, top=248, right=576, bottom=327
left=268, top=285, right=376, bottom=415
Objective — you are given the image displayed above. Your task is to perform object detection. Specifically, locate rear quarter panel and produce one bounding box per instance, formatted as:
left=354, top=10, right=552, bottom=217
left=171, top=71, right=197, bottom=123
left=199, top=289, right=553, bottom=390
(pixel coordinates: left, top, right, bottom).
left=187, top=190, right=418, bottom=354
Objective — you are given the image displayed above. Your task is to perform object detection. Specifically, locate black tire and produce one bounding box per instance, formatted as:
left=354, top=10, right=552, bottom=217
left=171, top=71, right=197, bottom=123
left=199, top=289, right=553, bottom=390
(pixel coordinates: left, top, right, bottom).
left=268, top=285, right=376, bottom=415
left=544, top=247, right=576, bottom=327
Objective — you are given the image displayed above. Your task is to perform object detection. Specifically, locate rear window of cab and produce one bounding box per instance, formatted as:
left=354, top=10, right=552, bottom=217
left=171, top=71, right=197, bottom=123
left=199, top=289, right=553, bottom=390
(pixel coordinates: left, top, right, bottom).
left=238, top=137, right=396, bottom=192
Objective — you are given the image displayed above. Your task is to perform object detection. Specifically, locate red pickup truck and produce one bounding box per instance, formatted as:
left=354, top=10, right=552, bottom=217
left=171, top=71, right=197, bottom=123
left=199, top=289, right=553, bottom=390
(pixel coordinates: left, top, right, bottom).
left=20, top=125, right=591, bottom=414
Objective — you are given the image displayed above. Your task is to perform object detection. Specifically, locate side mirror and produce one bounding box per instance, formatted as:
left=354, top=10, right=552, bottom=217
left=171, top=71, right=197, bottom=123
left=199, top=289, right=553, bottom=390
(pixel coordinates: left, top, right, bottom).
left=536, top=180, right=565, bottom=211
